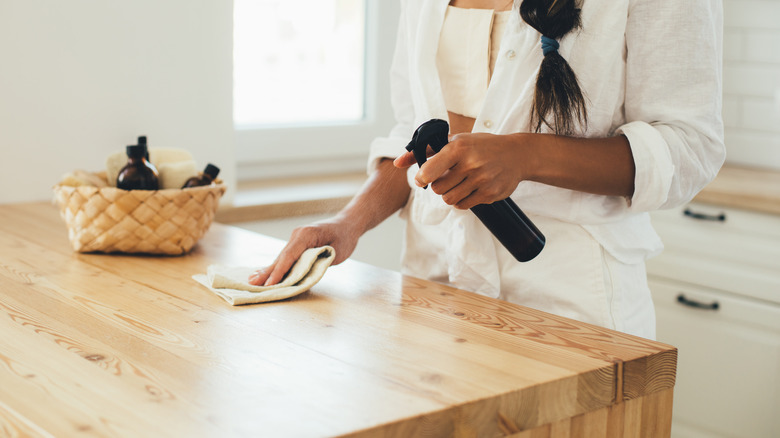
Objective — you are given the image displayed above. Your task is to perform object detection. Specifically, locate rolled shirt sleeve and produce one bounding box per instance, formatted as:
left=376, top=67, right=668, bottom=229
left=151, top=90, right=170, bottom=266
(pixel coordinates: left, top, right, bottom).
left=618, top=0, right=726, bottom=212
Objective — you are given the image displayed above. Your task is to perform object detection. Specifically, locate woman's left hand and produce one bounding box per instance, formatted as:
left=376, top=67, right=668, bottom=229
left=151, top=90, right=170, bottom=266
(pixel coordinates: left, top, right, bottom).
left=394, top=132, right=530, bottom=210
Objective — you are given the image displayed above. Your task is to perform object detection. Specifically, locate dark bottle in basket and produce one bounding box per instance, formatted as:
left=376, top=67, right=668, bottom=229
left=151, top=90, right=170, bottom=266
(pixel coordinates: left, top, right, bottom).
left=137, top=135, right=150, bottom=160
left=182, top=163, right=220, bottom=188
left=117, top=144, right=159, bottom=190
left=406, top=119, right=545, bottom=262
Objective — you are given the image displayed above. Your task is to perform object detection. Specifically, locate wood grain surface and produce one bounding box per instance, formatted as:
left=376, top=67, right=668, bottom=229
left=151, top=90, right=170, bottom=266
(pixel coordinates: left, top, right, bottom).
left=0, top=203, right=676, bottom=438
left=695, top=164, right=780, bottom=215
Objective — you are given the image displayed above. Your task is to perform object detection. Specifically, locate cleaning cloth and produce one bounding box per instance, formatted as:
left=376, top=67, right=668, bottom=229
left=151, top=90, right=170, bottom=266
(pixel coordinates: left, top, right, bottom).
left=193, top=246, right=335, bottom=305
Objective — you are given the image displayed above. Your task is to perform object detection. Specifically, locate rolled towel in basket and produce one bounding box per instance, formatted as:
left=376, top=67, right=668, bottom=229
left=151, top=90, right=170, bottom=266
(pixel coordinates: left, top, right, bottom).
left=157, top=160, right=198, bottom=189
left=192, top=246, right=335, bottom=305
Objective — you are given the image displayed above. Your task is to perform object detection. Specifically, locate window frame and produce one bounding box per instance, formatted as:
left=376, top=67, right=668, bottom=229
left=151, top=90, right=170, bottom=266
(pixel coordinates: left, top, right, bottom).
left=234, top=0, right=399, bottom=181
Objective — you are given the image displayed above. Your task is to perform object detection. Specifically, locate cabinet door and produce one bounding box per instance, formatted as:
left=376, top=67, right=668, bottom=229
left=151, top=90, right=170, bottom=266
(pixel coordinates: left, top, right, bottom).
left=649, top=277, right=780, bottom=438
left=648, top=204, right=780, bottom=305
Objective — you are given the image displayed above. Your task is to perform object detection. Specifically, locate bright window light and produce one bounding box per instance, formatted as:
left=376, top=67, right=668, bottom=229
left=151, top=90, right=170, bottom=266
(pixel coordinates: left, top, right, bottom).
left=233, top=0, right=366, bottom=127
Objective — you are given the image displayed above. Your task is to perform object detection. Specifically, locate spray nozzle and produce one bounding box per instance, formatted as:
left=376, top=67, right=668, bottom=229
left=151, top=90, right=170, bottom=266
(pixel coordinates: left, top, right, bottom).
left=405, top=119, right=450, bottom=169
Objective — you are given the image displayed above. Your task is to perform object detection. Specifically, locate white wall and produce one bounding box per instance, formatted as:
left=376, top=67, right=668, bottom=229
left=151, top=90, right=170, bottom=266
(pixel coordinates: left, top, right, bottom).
left=722, top=0, right=780, bottom=169
left=0, top=0, right=235, bottom=204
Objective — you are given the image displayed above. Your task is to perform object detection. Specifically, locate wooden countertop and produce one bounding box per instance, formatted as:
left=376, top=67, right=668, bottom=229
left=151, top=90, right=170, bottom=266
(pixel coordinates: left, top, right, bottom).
left=695, top=164, right=780, bottom=215
left=0, top=203, right=677, bottom=438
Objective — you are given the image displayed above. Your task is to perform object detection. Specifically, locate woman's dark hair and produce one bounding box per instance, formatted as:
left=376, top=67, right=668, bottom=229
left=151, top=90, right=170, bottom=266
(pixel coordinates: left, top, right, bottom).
left=519, top=0, right=587, bottom=135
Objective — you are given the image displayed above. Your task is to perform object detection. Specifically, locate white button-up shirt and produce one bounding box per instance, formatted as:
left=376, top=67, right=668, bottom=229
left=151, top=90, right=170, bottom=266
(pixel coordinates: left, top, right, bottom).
left=368, top=0, right=725, bottom=307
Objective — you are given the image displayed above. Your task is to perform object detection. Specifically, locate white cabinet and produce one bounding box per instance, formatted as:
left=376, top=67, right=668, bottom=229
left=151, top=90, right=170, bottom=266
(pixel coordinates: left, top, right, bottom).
left=647, top=203, right=780, bottom=438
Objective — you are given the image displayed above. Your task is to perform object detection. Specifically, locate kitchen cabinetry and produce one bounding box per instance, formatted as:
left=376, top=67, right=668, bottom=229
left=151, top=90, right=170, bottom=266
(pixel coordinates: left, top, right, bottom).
left=647, top=202, right=780, bottom=438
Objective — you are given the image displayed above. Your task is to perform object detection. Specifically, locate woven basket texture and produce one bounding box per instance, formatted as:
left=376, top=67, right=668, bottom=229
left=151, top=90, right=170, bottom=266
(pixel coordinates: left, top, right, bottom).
left=53, top=178, right=226, bottom=255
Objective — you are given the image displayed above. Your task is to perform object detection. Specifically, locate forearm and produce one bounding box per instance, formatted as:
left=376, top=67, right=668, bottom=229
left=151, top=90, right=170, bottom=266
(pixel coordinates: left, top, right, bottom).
left=518, top=133, right=636, bottom=198
left=335, top=158, right=411, bottom=234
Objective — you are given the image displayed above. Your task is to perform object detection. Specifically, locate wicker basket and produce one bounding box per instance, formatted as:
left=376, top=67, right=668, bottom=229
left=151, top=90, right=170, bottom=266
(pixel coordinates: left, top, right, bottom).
left=53, top=173, right=226, bottom=255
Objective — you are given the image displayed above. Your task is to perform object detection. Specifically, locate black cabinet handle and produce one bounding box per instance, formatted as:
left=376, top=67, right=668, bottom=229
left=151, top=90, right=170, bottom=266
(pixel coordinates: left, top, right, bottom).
left=683, top=208, right=726, bottom=222
left=677, top=294, right=720, bottom=311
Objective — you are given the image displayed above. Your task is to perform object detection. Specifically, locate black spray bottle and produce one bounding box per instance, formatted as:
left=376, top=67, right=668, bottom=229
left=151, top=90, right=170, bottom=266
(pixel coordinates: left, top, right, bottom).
left=406, top=119, right=545, bottom=262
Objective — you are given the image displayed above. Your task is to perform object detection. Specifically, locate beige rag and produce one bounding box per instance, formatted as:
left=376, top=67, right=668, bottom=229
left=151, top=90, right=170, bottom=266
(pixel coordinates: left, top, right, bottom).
left=192, top=246, right=335, bottom=305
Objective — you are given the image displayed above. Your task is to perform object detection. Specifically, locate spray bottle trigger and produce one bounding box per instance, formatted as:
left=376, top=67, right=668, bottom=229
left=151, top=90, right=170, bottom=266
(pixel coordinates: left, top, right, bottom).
left=405, top=126, right=428, bottom=188
left=405, top=128, right=427, bottom=167
left=406, top=119, right=451, bottom=188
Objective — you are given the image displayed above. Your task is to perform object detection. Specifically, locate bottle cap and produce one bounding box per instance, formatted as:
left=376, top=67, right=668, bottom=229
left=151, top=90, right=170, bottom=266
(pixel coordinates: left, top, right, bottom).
left=204, top=163, right=220, bottom=178
left=126, top=144, right=145, bottom=158
left=137, top=136, right=147, bottom=145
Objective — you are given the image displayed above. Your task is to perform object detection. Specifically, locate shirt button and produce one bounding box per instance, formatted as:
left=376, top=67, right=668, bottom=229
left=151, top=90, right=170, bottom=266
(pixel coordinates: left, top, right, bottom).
left=483, top=120, right=493, bottom=128
left=506, top=50, right=516, bottom=59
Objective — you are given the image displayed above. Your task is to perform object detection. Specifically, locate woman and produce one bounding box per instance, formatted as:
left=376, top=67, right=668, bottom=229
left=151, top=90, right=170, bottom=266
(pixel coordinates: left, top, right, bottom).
left=249, top=0, right=725, bottom=339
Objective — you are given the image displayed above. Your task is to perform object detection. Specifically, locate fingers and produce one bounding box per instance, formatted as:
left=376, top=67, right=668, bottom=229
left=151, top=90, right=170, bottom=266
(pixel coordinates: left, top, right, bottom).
left=427, top=165, right=510, bottom=210
left=393, top=151, right=416, bottom=168
left=429, top=168, right=464, bottom=197
left=263, top=263, right=289, bottom=287
left=247, top=238, right=309, bottom=286
left=438, top=179, right=475, bottom=209
left=264, top=239, right=311, bottom=286
left=427, top=169, right=482, bottom=209
left=247, top=221, right=354, bottom=286
left=414, top=151, right=457, bottom=188
left=452, top=188, right=482, bottom=210
left=249, top=261, right=288, bottom=287
left=394, top=145, right=437, bottom=169
left=248, top=265, right=273, bottom=285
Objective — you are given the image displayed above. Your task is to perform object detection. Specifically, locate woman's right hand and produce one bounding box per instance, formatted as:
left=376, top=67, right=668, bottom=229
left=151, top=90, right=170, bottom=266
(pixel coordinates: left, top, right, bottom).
left=249, top=157, right=411, bottom=286
left=248, top=217, right=360, bottom=286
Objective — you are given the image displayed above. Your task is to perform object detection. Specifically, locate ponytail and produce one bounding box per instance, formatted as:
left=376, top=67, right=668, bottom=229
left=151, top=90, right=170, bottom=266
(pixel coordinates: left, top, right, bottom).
left=519, top=0, right=587, bottom=135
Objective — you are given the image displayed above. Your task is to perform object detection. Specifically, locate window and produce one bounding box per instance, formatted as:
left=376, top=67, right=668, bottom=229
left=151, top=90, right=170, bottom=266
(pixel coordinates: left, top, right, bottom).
left=234, top=0, right=365, bottom=126
left=233, top=0, right=399, bottom=180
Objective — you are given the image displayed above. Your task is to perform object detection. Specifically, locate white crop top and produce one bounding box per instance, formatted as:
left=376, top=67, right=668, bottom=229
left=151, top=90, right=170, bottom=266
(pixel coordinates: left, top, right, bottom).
left=436, top=6, right=512, bottom=119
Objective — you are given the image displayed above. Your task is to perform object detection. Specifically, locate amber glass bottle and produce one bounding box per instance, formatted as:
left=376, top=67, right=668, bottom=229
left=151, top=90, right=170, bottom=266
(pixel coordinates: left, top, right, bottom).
left=182, top=164, right=220, bottom=188
left=137, top=135, right=150, bottom=160
left=116, top=145, right=159, bottom=190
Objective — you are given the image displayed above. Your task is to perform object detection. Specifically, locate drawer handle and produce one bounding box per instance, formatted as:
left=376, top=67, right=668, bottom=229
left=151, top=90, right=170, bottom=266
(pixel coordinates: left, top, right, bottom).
left=683, top=208, right=726, bottom=222
left=677, top=294, right=720, bottom=311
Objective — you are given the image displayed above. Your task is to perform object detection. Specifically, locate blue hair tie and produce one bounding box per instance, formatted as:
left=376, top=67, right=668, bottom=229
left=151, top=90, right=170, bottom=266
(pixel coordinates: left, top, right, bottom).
left=540, top=35, right=559, bottom=56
